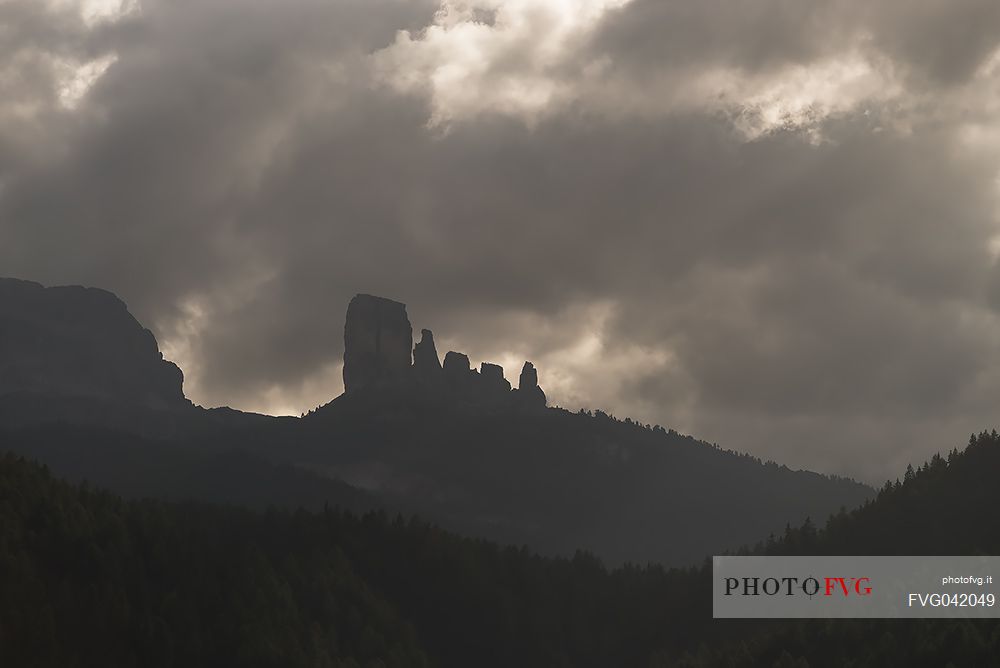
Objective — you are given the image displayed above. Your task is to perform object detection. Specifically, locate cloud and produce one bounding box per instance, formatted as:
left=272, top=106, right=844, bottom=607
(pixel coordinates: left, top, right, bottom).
left=374, top=0, right=630, bottom=125
left=4, top=0, right=1000, bottom=481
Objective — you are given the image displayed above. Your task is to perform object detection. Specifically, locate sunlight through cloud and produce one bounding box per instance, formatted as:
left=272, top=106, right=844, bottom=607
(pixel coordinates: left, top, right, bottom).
left=375, top=0, right=632, bottom=125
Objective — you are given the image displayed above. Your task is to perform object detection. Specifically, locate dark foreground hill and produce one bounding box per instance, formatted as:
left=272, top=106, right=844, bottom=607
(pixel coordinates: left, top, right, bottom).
left=0, top=452, right=702, bottom=668
left=5, top=431, right=1000, bottom=667
left=0, top=277, right=871, bottom=565
left=681, top=429, right=1000, bottom=668
left=291, top=387, right=869, bottom=564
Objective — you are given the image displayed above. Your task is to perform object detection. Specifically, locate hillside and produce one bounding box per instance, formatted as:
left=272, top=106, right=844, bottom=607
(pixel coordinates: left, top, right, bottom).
left=0, top=453, right=430, bottom=668
left=681, top=429, right=1000, bottom=668
left=5, top=431, right=1000, bottom=667
left=0, top=452, right=704, bottom=668
left=0, top=278, right=872, bottom=566
left=767, top=429, right=1000, bottom=557
left=292, top=387, right=870, bottom=564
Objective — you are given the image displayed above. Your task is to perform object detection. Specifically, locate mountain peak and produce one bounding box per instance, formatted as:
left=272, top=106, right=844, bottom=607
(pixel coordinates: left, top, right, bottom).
left=342, top=294, right=413, bottom=393
left=0, top=277, right=187, bottom=410
left=341, top=294, right=546, bottom=409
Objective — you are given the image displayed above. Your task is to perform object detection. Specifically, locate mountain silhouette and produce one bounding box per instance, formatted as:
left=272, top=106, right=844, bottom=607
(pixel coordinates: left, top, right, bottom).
left=0, top=277, right=871, bottom=565
left=0, top=278, right=187, bottom=409
left=341, top=293, right=545, bottom=409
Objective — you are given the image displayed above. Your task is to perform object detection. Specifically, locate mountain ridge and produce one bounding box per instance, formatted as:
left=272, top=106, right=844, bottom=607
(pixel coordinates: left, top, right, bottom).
left=0, top=277, right=873, bottom=565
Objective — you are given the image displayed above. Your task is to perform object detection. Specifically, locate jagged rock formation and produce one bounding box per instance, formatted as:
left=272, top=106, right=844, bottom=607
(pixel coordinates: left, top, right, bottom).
left=343, top=295, right=413, bottom=393
left=479, top=363, right=511, bottom=397
left=519, top=361, right=538, bottom=390
left=443, top=351, right=471, bottom=377
left=0, top=278, right=187, bottom=409
left=515, top=361, right=547, bottom=408
left=412, top=329, right=442, bottom=381
left=342, top=294, right=546, bottom=410
left=442, top=351, right=473, bottom=392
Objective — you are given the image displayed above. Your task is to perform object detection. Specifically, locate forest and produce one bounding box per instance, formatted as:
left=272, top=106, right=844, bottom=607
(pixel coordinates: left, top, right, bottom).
left=4, top=430, right=1000, bottom=666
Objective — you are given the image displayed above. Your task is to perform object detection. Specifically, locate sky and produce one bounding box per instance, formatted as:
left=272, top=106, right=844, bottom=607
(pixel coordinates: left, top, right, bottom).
left=5, top=0, right=1000, bottom=482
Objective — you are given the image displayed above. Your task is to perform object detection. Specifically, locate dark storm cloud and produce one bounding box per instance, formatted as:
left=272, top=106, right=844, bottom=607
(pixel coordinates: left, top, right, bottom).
left=3, top=0, right=1000, bottom=480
